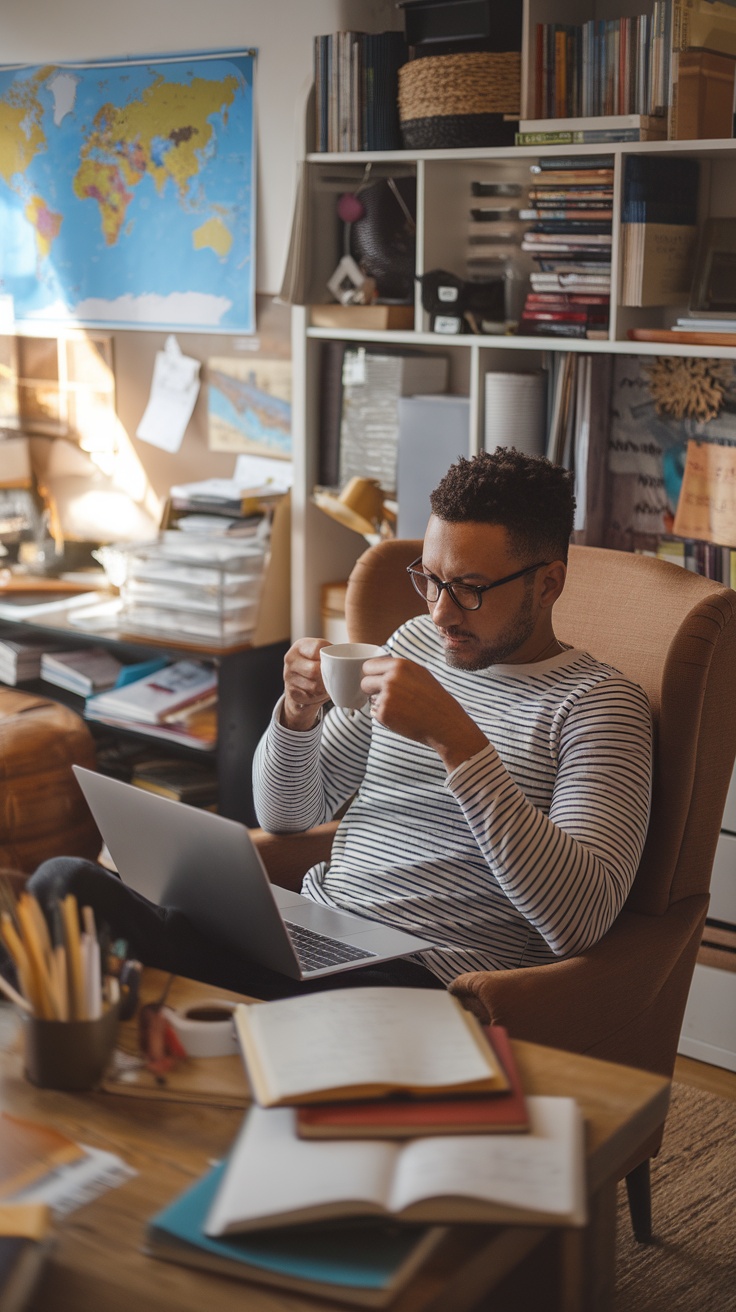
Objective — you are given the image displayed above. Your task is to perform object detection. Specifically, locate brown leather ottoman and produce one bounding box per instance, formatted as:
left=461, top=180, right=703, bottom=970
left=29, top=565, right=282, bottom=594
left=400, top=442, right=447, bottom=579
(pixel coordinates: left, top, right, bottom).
left=0, top=688, right=100, bottom=881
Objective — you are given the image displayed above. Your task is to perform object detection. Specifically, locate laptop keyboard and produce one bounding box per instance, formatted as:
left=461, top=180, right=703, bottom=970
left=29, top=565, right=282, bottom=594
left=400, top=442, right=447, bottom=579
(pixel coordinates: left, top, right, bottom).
left=284, top=921, right=377, bottom=971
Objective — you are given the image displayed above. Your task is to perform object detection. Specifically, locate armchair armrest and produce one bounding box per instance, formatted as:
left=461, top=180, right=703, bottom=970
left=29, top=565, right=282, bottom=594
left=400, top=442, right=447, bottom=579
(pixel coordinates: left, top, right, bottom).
left=449, top=896, right=708, bottom=1078
left=248, top=822, right=338, bottom=891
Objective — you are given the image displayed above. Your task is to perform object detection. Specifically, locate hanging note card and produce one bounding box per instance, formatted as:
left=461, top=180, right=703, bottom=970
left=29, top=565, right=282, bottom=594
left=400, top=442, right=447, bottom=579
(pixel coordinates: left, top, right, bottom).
left=672, top=440, right=736, bottom=547
left=136, top=335, right=201, bottom=454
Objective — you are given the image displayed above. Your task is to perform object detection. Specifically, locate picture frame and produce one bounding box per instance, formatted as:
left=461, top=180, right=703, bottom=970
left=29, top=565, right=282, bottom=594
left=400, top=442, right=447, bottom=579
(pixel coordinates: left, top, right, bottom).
left=689, top=218, right=736, bottom=317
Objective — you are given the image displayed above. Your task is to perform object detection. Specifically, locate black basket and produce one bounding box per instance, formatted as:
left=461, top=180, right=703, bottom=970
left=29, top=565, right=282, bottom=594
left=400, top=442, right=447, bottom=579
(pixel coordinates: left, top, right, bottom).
left=400, top=113, right=517, bottom=149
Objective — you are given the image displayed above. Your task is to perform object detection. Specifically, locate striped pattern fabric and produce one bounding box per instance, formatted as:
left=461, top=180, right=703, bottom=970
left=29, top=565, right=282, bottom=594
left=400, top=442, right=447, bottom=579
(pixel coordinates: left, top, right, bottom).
left=253, top=615, right=653, bottom=986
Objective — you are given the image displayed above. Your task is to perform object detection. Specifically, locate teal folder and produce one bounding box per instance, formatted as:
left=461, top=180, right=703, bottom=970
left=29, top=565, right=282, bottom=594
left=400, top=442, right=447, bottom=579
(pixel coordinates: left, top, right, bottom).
left=145, top=1159, right=444, bottom=1306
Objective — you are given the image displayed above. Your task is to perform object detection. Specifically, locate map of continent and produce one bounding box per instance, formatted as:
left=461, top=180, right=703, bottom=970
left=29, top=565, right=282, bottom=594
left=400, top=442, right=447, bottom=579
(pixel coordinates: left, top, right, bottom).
left=0, top=52, right=255, bottom=332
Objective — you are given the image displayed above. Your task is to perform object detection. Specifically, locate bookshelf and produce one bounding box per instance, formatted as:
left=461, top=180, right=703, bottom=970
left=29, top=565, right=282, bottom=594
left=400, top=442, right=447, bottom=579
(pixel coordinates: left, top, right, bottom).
left=290, top=135, right=736, bottom=636
left=288, top=52, right=736, bottom=1067
left=0, top=613, right=287, bottom=828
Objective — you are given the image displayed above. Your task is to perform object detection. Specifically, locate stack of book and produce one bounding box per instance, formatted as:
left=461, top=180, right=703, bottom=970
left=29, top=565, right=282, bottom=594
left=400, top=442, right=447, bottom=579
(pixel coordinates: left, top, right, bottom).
left=40, top=646, right=123, bottom=696
left=0, top=638, right=60, bottom=686
left=131, top=757, right=218, bottom=808
left=519, top=157, right=613, bottom=338
left=516, top=111, right=666, bottom=146
left=672, top=317, right=736, bottom=338
left=145, top=988, right=586, bottom=1304
left=167, top=478, right=284, bottom=523
left=313, top=30, right=406, bottom=152
left=84, top=660, right=218, bottom=752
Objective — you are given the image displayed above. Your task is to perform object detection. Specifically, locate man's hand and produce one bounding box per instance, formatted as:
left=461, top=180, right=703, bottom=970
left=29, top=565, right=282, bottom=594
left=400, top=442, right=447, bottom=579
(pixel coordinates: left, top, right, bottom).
left=361, top=656, right=488, bottom=773
left=281, top=638, right=332, bottom=731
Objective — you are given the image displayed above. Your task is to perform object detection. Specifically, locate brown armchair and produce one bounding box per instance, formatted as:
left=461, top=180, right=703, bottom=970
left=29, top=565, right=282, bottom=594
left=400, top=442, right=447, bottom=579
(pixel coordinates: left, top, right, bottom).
left=252, top=539, right=736, bottom=1241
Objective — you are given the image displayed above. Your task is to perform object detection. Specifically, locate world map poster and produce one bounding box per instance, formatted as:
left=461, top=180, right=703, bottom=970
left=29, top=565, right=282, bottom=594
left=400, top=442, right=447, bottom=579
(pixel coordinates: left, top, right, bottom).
left=0, top=51, right=255, bottom=333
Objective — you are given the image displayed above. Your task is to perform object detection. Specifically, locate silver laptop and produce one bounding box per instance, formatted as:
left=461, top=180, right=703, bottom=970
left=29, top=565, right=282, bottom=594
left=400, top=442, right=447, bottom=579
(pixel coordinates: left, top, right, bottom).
left=73, top=767, right=432, bottom=980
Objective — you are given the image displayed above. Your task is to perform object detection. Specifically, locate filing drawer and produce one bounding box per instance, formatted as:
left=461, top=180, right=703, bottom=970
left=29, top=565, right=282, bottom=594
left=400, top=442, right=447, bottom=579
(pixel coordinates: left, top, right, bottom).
left=679, top=964, right=736, bottom=1072
left=710, top=832, right=736, bottom=925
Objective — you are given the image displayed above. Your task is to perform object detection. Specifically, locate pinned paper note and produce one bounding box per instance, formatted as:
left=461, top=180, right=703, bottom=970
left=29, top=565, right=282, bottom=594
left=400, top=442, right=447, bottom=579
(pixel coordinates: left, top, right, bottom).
left=136, top=335, right=201, bottom=453
left=673, top=440, right=736, bottom=547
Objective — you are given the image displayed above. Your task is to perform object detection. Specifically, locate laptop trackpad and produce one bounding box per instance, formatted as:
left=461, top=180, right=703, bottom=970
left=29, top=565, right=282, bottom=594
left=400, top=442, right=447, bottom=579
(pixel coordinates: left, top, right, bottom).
left=277, top=893, right=379, bottom=940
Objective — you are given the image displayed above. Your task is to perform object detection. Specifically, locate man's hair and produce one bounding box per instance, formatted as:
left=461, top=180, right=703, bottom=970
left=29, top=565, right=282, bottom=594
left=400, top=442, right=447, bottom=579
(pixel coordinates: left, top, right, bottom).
left=429, top=448, right=575, bottom=563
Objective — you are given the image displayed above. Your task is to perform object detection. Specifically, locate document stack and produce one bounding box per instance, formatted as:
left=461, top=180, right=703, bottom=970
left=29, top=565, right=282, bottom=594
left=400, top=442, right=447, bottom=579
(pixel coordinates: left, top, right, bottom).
left=114, top=530, right=269, bottom=645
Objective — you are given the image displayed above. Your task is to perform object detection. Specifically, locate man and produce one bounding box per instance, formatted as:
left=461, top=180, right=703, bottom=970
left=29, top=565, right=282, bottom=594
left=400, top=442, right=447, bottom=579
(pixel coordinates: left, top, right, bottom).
left=254, top=447, right=653, bottom=987
left=20, top=449, right=651, bottom=998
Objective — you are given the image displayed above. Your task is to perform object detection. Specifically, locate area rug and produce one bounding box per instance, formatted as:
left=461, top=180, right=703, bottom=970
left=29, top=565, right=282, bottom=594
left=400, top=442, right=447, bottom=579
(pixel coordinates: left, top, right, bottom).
left=614, top=1081, right=736, bottom=1311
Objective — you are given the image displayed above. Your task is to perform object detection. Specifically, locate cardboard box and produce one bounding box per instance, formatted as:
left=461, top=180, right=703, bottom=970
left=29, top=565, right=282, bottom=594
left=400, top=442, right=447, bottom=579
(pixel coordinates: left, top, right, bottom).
left=309, top=305, right=416, bottom=331
left=321, top=579, right=349, bottom=643
left=676, top=48, right=736, bottom=140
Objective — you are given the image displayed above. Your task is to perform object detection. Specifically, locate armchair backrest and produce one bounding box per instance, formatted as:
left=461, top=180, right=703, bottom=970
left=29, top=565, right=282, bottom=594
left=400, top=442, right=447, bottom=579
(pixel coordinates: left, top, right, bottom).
left=346, top=539, right=736, bottom=917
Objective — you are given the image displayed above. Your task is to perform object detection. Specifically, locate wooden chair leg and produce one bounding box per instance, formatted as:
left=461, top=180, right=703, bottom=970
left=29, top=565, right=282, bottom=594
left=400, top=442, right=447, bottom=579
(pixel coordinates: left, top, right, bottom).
left=625, top=1159, right=652, bottom=1244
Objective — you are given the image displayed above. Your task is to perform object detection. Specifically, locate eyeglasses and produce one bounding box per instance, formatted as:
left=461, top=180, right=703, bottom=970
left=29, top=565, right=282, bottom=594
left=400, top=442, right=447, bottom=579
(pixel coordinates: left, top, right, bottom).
left=407, top=557, right=550, bottom=612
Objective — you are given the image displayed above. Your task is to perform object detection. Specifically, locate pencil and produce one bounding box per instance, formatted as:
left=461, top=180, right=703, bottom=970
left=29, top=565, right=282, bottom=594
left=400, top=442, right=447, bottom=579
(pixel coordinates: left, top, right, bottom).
left=0, top=912, right=38, bottom=1013
left=0, top=972, right=32, bottom=1013
left=52, top=944, right=69, bottom=1021
left=61, top=895, right=86, bottom=1021
left=16, top=899, right=57, bottom=1020
left=25, top=894, right=53, bottom=964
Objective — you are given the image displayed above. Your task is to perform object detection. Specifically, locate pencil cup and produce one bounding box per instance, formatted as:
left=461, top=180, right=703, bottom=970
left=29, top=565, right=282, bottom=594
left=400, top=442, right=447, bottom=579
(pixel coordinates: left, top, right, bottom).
left=22, top=1004, right=120, bottom=1091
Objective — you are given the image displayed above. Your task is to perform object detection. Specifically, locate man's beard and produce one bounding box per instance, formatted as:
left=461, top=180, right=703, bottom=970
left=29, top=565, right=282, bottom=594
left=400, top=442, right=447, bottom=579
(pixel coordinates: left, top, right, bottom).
left=442, top=587, right=537, bottom=671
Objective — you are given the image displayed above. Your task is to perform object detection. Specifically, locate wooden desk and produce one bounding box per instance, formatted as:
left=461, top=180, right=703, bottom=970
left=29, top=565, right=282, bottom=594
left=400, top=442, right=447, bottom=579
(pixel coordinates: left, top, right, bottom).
left=0, top=1005, right=669, bottom=1312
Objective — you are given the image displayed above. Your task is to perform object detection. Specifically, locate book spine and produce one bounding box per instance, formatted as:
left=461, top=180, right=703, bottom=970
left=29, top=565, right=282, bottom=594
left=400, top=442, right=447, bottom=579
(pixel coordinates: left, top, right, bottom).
left=536, top=23, right=545, bottom=119
left=555, top=27, right=567, bottom=118
left=516, top=130, right=576, bottom=144
left=327, top=35, right=336, bottom=153
left=545, top=24, right=554, bottom=118
left=535, top=154, right=615, bottom=170
left=313, top=36, right=321, bottom=152
left=517, top=128, right=657, bottom=143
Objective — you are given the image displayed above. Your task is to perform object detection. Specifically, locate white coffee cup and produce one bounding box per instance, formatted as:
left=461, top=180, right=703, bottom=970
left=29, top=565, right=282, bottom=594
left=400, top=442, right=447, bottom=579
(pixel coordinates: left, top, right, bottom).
left=320, top=643, right=385, bottom=711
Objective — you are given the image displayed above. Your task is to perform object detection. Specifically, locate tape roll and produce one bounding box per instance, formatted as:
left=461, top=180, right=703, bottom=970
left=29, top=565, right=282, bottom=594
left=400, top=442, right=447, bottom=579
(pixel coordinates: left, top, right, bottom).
left=163, top=999, right=239, bottom=1058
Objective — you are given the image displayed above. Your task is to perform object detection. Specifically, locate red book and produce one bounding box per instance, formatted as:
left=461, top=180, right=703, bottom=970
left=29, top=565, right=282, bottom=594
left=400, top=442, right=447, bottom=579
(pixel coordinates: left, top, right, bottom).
left=295, top=1027, right=529, bottom=1140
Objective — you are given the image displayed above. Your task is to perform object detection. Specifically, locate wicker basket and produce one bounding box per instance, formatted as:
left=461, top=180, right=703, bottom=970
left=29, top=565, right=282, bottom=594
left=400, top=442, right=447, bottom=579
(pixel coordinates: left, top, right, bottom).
left=398, top=51, right=521, bottom=149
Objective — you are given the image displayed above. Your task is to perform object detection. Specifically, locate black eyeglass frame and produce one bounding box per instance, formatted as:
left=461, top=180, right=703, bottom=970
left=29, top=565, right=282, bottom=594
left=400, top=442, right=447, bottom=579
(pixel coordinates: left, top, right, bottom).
left=406, top=557, right=551, bottom=612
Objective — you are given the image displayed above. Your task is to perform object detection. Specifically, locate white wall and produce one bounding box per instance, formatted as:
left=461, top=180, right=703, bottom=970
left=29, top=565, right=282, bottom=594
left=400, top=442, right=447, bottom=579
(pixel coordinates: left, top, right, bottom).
left=0, top=0, right=398, bottom=293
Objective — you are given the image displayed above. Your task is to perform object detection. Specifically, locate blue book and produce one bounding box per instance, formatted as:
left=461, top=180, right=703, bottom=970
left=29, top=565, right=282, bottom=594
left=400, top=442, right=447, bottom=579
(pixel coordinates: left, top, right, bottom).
left=145, top=1159, right=445, bottom=1307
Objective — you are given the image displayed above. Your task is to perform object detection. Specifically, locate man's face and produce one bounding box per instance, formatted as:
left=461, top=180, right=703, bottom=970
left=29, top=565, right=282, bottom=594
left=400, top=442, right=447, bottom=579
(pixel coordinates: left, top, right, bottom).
left=419, top=516, right=552, bottom=670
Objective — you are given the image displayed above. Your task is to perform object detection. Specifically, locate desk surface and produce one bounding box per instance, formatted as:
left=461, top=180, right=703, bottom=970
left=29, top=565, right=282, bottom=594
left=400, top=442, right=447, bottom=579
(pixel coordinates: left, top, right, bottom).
left=0, top=991, right=669, bottom=1312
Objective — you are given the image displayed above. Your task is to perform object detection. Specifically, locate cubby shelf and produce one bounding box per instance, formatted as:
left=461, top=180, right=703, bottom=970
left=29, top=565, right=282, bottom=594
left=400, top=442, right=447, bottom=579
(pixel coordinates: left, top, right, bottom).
left=290, top=131, right=736, bottom=637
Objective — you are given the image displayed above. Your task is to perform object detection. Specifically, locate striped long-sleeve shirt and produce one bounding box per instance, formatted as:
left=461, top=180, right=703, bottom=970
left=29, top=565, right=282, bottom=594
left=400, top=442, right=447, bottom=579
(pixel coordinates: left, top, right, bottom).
left=253, top=615, right=653, bottom=985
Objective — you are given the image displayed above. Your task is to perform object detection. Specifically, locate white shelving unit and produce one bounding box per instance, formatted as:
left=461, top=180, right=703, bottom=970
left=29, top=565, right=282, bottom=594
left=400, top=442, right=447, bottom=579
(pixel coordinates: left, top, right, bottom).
left=288, top=112, right=736, bottom=1066
left=290, top=137, right=736, bottom=638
